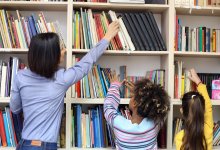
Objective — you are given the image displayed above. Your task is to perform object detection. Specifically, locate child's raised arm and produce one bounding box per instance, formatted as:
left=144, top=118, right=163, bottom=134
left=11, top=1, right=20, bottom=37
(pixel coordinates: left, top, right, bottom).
left=63, top=21, right=120, bottom=87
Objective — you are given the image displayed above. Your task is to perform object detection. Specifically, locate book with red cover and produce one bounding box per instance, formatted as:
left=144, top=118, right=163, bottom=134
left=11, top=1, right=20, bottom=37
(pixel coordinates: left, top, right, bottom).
left=0, top=110, right=7, bottom=146
left=75, top=58, right=81, bottom=98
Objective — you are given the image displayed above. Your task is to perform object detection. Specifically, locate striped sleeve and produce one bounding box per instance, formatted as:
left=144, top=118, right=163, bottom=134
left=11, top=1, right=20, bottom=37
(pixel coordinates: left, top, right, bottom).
left=104, top=82, right=121, bottom=127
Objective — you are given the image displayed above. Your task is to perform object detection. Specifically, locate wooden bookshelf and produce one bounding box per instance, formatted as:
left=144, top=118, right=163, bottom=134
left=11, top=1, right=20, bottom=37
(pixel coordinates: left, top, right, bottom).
left=0, top=1, right=68, bottom=11
left=174, top=51, right=220, bottom=57
left=1, top=1, right=220, bottom=150
left=175, top=5, right=220, bottom=16
left=72, top=49, right=169, bottom=56
left=73, top=2, right=169, bottom=12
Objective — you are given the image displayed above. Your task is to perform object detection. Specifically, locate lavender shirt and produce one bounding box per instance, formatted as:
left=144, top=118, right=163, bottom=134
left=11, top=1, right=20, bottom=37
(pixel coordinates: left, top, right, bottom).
left=10, top=39, right=109, bottom=142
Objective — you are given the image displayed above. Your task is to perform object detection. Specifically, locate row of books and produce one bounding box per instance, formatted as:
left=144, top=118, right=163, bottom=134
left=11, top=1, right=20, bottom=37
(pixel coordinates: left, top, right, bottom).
left=0, top=107, right=22, bottom=147
left=0, top=10, right=65, bottom=49
left=175, top=17, right=220, bottom=52
left=72, top=104, right=167, bottom=148
left=72, top=105, right=115, bottom=148
left=174, top=60, right=193, bottom=99
left=175, top=0, right=219, bottom=7
left=0, top=0, right=67, bottom=1
left=0, top=58, right=25, bottom=98
left=174, top=60, right=220, bottom=98
left=72, top=9, right=166, bottom=51
left=73, top=0, right=167, bottom=4
left=197, top=73, right=220, bottom=99
left=0, top=107, right=66, bottom=148
left=72, top=58, right=165, bottom=98
left=173, top=118, right=220, bottom=146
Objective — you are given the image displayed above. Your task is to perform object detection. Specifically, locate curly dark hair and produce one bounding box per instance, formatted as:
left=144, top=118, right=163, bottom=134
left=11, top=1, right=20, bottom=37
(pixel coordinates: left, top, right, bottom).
left=133, top=79, right=170, bottom=125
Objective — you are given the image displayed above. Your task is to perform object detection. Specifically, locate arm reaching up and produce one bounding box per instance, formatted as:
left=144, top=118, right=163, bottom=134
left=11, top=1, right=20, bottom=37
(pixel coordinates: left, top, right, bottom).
left=63, top=21, right=120, bottom=87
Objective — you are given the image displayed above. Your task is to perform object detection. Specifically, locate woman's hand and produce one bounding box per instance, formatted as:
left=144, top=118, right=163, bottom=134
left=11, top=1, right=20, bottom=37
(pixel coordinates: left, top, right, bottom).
left=103, top=21, right=120, bottom=42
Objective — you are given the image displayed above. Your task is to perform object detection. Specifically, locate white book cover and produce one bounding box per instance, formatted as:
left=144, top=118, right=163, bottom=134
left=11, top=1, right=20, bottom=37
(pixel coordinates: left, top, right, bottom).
left=191, top=28, right=196, bottom=52
left=118, top=18, right=135, bottom=51
left=1, top=65, right=7, bottom=97
left=181, top=26, right=186, bottom=51
left=108, top=10, right=127, bottom=50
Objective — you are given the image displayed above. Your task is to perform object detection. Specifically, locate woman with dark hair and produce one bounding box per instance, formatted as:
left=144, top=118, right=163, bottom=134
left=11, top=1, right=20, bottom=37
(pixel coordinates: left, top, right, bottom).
left=175, top=69, right=213, bottom=150
left=104, top=71, right=170, bottom=149
left=10, top=21, right=120, bottom=150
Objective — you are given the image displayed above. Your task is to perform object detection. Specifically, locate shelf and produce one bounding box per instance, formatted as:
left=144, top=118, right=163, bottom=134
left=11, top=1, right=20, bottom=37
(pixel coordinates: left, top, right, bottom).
left=72, top=49, right=169, bottom=56
left=0, top=48, right=28, bottom=53
left=175, top=6, right=220, bottom=16
left=70, top=98, right=130, bottom=104
left=0, top=97, right=10, bottom=103
left=0, top=1, right=68, bottom=11
left=73, top=2, right=169, bottom=13
left=172, top=99, right=220, bottom=106
left=174, top=51, right=220, bottom=57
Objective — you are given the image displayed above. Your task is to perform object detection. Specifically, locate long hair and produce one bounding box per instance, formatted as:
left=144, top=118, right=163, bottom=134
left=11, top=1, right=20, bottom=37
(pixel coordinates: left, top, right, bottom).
left=181, top=91, right=207, bottom=150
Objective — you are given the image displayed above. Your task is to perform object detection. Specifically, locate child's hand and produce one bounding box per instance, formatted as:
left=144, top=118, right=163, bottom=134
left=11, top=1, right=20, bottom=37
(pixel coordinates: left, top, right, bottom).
left=125, top=81, right=134, bottom=91
left=109, top=70, right=124, bottom=85
left=188, top=69, right=202, bottom=85
left=103, top=21, right=120, bottom=42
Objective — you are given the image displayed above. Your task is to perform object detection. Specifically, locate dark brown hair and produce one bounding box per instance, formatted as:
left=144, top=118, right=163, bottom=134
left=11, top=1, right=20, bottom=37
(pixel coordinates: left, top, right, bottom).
left=28, top=33, right=61, bottom=79
left=133, top=79, right=170, bottom=125
left=181, top=91, right=207, bottom=150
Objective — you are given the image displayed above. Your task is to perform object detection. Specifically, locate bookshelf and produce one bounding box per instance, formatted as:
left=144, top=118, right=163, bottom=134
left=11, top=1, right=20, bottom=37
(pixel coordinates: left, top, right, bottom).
left=1, top=0, right=220, bottom=150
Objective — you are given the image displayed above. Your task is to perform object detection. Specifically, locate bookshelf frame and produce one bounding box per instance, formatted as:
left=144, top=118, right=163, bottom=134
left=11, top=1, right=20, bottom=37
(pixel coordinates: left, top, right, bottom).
left=1, top=0, right=220, bottom=150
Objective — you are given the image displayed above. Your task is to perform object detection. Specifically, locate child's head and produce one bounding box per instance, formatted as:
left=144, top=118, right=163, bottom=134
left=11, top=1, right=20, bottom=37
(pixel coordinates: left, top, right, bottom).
left=129, top=79, right=170, bottom=124
left=28, top=33, right=66, bottom=79
left=181, top=91, right=207, bottom=150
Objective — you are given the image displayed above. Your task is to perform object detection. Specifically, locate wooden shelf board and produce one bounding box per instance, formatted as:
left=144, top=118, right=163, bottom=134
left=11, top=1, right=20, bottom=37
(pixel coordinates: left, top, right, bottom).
left=72, top=49, right=169, bottom=56
left=174, top=51, right=220, bottom=57
left=0, top=1, right=68, bottom=11
left=0, top=48, right=28, bottom=53
left=73, top=2, right=169, bottom=13
left=175, top=6, right=220, bottom=16
left=172, top=99, right=220, bottom=106
left=69, top=98, right=130, bottom=104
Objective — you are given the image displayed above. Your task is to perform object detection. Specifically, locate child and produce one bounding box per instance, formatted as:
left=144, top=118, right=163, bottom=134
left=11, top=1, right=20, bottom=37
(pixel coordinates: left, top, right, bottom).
left=104, top=71, right=170, bottom=150
left=175, top=69, right=213, bottom=150
left=10, top=21, right=120, bottom=150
